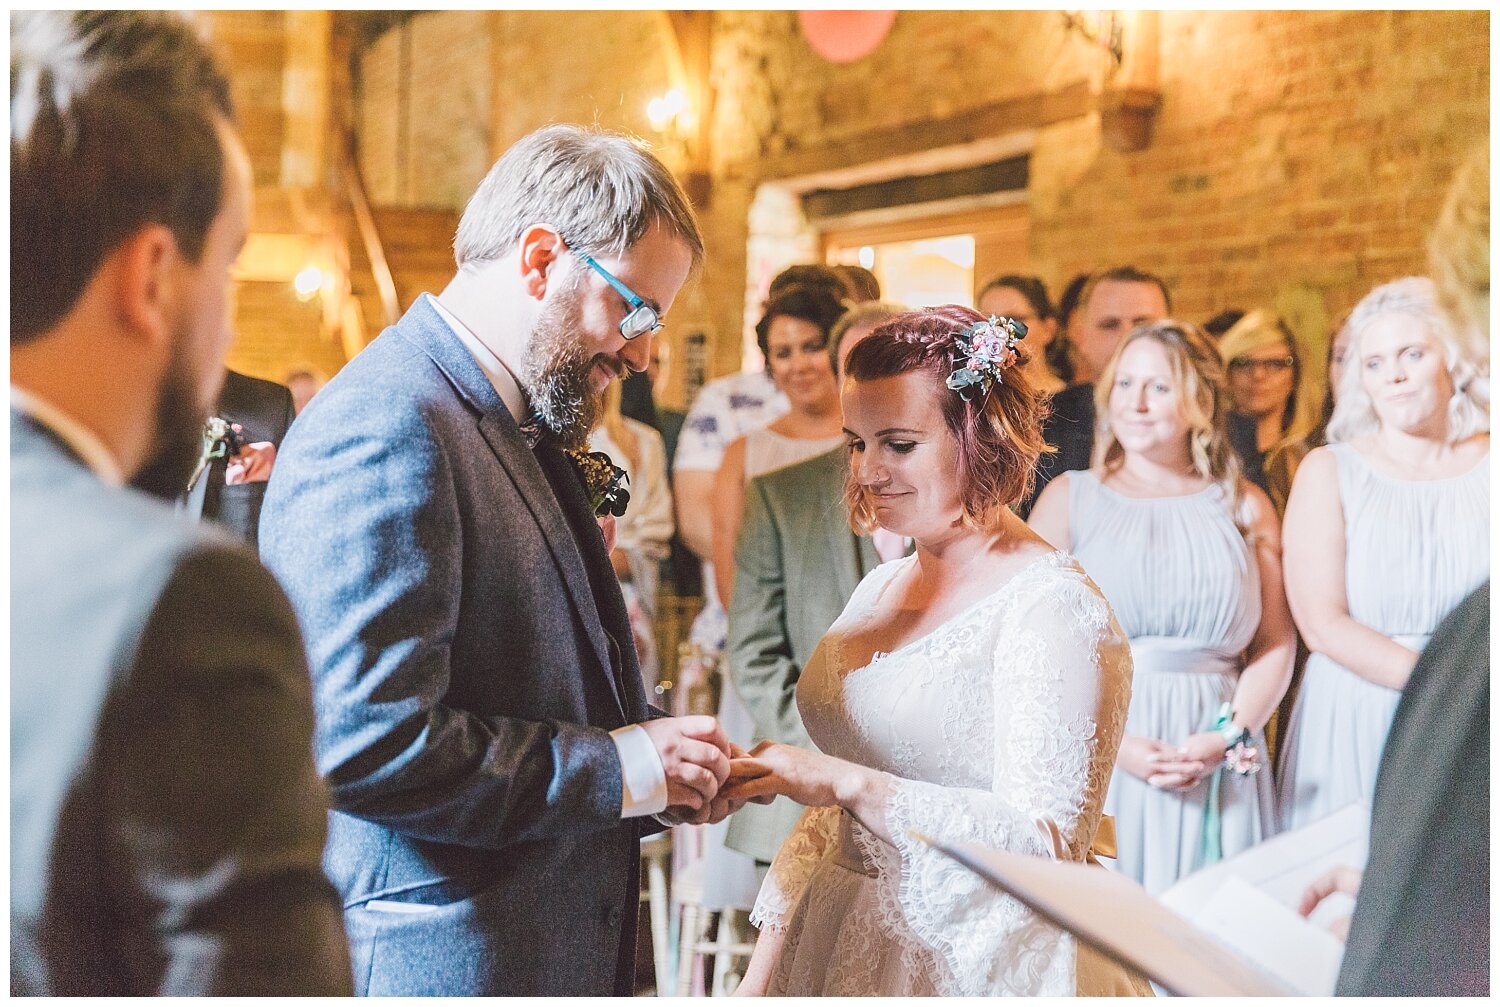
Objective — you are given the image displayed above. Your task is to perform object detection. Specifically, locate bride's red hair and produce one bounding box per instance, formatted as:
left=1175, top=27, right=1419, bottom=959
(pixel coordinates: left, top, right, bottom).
left=842, top=305, right=1053, bottom=533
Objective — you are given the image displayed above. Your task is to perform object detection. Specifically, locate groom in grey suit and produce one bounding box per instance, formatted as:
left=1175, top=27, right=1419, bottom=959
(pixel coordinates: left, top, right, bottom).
left=260, top=125, right=742, bottom=996
left=10, top=12, right=349, bottom=995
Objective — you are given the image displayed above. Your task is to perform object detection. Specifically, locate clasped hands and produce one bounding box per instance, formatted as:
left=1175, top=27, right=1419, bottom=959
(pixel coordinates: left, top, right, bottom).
left=642, top=716, right=775, bottom=826
left=1118, top=731, right=1262, bottom=792
left=642, top=722, right=864, bottom=825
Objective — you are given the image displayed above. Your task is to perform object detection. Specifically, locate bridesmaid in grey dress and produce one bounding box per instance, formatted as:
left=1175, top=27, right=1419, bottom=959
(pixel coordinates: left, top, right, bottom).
left=1030, top=320, right=1296, bottom=895
left=1277, top=277, right=1489, bottom=831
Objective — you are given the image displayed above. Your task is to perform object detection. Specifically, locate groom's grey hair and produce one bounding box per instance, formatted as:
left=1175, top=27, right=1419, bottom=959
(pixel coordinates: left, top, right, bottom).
left=454, top=123, right=704, bottom=269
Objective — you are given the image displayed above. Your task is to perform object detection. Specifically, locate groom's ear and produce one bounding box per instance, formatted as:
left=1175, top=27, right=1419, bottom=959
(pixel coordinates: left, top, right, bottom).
left=517, top=225, right=564, bottom=303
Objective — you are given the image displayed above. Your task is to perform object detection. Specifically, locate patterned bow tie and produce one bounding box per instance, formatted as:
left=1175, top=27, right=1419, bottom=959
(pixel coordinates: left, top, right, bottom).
left=517, top=413, right=544, bottom=449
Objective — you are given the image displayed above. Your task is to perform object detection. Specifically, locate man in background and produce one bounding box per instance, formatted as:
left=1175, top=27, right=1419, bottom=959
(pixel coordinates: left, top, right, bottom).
left=181, top=368, right=296, bottom=546
left=10, top=11, right=350, bottom=995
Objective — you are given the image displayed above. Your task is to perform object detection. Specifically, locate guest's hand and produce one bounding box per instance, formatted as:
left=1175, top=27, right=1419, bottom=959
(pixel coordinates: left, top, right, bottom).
left=640, top=715, right=731, bottom=812
left=1297, top=864, right=1362, bottom=942
left=598, top=513, right=618, bottom=554
left=1175, top=731, right=1231, bottom=775
left=225, top=439, right=276, bottom=485
left=1118, top=735, right=1208, bottom=791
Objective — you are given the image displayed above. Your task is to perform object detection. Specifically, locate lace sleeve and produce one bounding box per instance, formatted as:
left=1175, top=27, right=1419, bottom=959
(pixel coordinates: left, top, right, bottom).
left=748, top=804, right=840, bottom=931
left=852, top=574, right=1133, bottom=995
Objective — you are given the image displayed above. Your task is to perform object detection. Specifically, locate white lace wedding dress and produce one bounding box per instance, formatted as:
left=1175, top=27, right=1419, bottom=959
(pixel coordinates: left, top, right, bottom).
left=749, top=551, right=1150, bottom=996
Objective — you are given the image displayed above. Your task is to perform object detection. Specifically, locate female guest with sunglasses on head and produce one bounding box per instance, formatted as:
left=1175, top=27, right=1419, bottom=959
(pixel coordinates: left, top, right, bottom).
left=1028, top=320, right=1295, bottom=895
left=1219, top=310, right=1322, bottom=497
left=1276, top=277, right=1489, bottom=832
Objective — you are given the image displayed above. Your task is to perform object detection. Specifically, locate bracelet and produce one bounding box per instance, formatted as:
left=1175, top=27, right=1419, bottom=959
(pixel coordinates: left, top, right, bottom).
left=1211, top=701, right=1259, bottom=776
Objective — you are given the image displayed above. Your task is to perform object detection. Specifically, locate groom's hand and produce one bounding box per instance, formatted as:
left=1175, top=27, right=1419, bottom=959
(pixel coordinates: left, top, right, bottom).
left=640, top=715, right=731, bottom=812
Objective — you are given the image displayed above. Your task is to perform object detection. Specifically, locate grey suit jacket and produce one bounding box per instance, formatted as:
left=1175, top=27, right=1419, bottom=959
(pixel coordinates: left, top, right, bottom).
left=1337, top=582, right=1489, bottom=996
left=259, top=296, right=653, bottom=996
left=10, top=411, right=350, bottom=996
left=723, top=447, right=880, bottom=863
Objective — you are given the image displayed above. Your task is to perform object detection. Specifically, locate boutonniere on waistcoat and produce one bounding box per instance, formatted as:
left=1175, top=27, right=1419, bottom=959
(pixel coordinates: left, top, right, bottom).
left=186, top=416, right=245, bottom=492
left=564, top=448, right=631, bottom=518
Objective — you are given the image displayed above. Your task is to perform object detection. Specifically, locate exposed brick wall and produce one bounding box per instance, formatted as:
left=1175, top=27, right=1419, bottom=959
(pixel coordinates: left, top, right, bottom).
left=1027, top=10, right=1489, bottom=325
left=194, top=11, right=286, bottom=188
left=225, top=281, right=345, bottom=387
left=344, top=10, right=1486, bottom=387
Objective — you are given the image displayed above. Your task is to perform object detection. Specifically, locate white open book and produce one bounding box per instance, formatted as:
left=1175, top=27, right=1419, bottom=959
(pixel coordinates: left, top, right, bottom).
left=923, top=803, right=1369, bottom=997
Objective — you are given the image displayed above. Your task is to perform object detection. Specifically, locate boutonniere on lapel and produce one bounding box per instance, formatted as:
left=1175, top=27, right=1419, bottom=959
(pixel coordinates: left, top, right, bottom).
left=564, top=448, right=631, bottom=518
left=187, top=416, right=245, bottom=491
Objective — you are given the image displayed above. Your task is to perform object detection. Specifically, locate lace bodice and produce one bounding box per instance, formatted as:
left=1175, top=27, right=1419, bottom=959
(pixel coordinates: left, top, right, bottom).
left=751, top=551, right=1135, bottom=995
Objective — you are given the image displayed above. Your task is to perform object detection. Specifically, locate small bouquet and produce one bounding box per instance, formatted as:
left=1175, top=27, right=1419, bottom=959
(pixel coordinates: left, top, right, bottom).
left=565, top=449, right=631, bottom=518
left=186, top=416, right=246, bottom=492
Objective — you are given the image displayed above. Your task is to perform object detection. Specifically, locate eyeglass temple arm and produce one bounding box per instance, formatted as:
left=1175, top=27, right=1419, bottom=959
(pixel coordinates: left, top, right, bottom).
left=577, top=252, right=645, bottom=308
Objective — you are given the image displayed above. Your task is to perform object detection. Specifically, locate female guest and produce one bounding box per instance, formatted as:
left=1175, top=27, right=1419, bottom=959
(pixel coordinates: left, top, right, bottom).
left=1276, top=277, right=1489, bottom=831
left=711, top=285, right=848, bottom=607
left=1263, top=315, right=1351, bottom=517
left=727, top=307, right=1147, bottom=996
left=977, top=274, right=1071, bottom=394
left=1029, top=321, right=1294, bottom=895
left=589, top=380, right=674, bottom=688
left=1218, top=310, right=1320, bottom=494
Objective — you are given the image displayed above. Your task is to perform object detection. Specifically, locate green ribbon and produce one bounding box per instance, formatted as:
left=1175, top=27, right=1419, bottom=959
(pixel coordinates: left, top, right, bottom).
left=1198, top=701, right=1232, bottom=866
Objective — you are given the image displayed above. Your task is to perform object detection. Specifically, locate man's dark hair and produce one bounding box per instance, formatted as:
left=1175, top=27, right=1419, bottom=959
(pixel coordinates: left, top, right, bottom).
left=1202, top=309, right=1246, bottom=339
left=11, top=11, right=235, bottom=344
left=1079, top=265, right=1174, bottom=316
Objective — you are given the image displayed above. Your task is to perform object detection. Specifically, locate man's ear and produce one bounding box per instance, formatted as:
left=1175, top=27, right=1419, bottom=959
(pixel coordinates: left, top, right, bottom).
left=517, top=225, right=564, bottom=302
left=111, top=224, right=180, bottom=352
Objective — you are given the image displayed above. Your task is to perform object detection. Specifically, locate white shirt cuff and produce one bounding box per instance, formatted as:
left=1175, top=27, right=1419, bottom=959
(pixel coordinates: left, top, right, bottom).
left=611, top=724, right=669, bottom=818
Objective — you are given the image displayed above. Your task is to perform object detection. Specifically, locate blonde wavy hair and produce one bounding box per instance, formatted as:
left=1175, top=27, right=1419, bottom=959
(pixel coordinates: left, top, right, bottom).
left=1429, top=143, right=1488, bottom=364
left=1326, top=276, right=1489, bottom=445
left=1095, top=320, right=1247, bottom=530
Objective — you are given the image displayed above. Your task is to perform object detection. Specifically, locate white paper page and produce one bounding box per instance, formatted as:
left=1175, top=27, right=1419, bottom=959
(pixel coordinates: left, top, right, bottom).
left=932, top=838, right=1297, bottom=997
left=1193, top=875, right=1346, bottom=996
left=1161, top=801, right=1369, bottom=929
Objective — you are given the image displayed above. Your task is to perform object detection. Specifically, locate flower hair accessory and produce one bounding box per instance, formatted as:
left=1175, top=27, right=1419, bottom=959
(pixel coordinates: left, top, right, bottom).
left=945, top=314, right=1026, bottom=402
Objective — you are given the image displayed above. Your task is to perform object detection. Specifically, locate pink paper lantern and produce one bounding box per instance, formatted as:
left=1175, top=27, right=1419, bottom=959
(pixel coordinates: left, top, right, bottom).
left=798, top=10, right=898, bottom=64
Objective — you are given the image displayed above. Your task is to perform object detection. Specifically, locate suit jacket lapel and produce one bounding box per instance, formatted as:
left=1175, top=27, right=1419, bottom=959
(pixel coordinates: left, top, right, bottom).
left=398, top=299, right=627, bottom=720
left=532, top=443, right=644, bottom=720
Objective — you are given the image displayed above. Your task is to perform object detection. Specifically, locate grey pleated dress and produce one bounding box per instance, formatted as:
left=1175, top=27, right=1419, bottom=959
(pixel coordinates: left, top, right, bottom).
left=1068, top=471, right=1275, bottom=895
left=1276, top=443, right=1490, bottom=831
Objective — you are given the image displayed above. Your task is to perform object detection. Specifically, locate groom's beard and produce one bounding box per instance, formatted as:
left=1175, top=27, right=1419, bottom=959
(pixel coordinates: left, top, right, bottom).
left=519, top=291, right=609, bottom=450
left=130, top=342, right=217, bottom=501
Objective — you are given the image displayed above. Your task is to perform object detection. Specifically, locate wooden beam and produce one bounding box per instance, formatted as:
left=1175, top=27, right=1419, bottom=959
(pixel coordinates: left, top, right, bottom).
left=656, top=11, right=714, bottom=206
left=757, top=80, right=1093, bottom=183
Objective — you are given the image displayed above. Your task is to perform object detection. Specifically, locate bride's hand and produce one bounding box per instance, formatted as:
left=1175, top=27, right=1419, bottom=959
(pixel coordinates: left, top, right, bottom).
left=723, top=740, right=863, bottom=809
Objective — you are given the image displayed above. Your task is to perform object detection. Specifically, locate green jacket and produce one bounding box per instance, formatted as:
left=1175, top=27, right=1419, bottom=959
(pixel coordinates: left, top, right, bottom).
left=723, top=447, right=881, bottom=864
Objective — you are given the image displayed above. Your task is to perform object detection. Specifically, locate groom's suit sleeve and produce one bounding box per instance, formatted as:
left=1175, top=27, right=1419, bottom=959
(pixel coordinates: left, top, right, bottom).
left=726, top=477, right=814, bottom=750
left=261, top=390, right=625, bottom=849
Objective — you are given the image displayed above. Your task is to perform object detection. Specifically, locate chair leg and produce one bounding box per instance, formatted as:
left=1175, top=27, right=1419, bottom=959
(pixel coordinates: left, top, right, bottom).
left=677, top=904, right=702, bottom=996
left=648, top=852, right=672, bottom=995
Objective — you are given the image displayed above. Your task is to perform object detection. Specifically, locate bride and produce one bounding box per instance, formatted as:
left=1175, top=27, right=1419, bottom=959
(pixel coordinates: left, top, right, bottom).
left=724, top=306, right=1149, bottom=996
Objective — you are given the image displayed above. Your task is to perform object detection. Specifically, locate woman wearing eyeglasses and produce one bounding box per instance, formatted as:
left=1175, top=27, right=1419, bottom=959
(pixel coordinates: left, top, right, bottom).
left=1218, top=310, right=1321, bottom=497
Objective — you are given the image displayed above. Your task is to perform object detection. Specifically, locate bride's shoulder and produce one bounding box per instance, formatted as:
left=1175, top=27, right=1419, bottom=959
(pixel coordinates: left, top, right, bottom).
left=1000, top=550, right=1112, bottom=623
